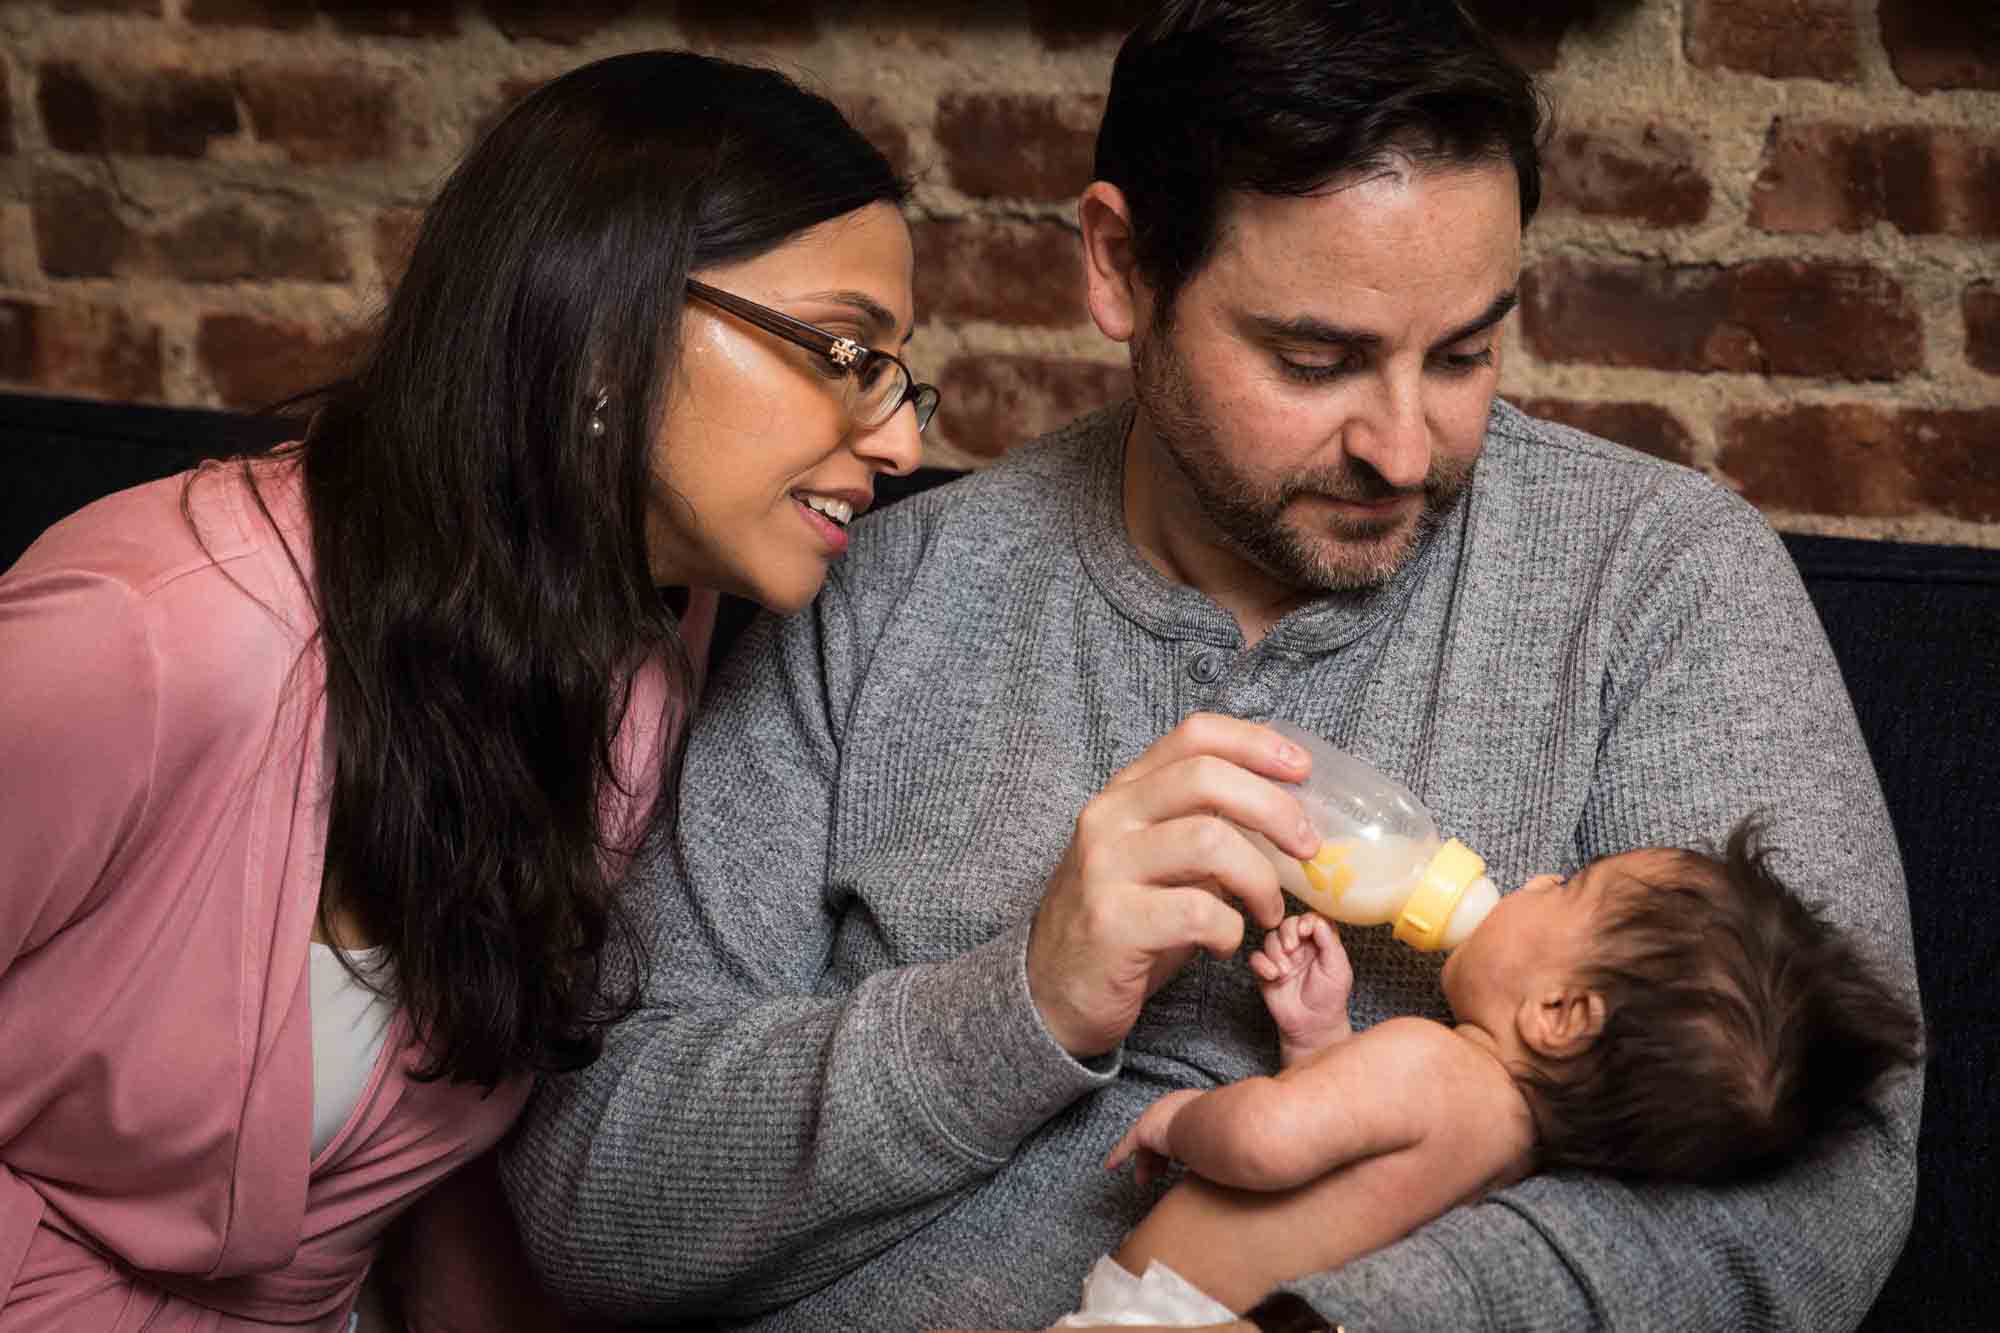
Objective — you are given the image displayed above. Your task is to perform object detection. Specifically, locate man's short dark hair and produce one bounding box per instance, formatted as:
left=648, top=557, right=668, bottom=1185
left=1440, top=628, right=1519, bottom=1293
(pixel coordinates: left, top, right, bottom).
left=1093, top=0, right=1547, bottom=313
left=1523, top=819, right=1924, bottom=1183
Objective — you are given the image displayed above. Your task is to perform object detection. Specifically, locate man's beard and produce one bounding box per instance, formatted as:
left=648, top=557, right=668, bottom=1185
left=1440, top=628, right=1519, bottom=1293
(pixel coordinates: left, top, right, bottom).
left=1133, top=319, right=1475, bottom=594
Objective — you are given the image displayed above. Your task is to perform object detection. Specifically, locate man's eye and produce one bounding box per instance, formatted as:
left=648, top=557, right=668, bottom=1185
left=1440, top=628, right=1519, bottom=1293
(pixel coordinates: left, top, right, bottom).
left=1436, top=346, right=1495, bottom=375
left=1278, top=352, right=1359, bottom=383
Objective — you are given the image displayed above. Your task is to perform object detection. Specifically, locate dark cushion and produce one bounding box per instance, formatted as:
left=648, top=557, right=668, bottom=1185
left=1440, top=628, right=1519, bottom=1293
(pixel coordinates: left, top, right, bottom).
left=1788, top=535, right=2000, bottom=1333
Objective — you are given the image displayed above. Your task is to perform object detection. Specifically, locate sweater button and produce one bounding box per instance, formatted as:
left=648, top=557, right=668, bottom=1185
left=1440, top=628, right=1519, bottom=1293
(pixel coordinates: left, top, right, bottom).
left=1188, top=650, right=1224, bottom=684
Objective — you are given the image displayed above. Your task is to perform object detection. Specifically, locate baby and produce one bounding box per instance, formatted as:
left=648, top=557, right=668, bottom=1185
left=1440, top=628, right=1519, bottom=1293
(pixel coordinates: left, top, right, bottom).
left=1074, top=819, right=1923, bottom=1321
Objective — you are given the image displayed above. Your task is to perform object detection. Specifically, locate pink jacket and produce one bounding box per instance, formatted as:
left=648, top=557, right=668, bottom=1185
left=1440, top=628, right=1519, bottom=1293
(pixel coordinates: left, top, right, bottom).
left=0, top=458, right=688, bottom=1330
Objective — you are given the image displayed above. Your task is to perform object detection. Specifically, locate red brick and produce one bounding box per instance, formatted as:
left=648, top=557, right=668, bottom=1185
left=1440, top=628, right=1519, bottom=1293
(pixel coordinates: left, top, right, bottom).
left=1685, top=0, right=1860, bottom=82
left=832, top=94, right=913, bottom=180
left=198, top=312, right=370, bottom=409
left=1026, top=0, right=1150, bottom=51
left=1461, top=0, right=1620, bottom=72
left=1540, top=123, right=1711, bottom=227
left=188, top=0, right=457, bottom=36
left=484, top=0, right=633, bottom=44
left=1752, top=121, right=2000, bottom=238
left=936, top=92, right=1103, bottom=201
left=1967, top=282, right=2000, bottom=377
left=1517, top=398, right=1697, bottom=467
left=33, top=172, right=350, bottom=283
left=166, top=202, right=351, bottom=283
left=38, top=62, right=239, bottom=159
left=237, top=65, right=414, bottom=166
left=671, top=0, right=819, bottom=44
left=1879, top=0, right=2000, bottom=93
left=1521, top=258, right=1922, bottom=381
left=187, top=0, right=312, bottom=29
left=1719, top=404, right=2000, bottom=523
left=374, top=208, right=422, bottom=286
left=937, top=354, right=1132, bottom=459
left=0, top=299, right=163, bottom=401
left=31, top=174, right=128, bottom=277
left=911, top=220, right=1087, bottom=328
left=322, top=0, right=457, bottom=36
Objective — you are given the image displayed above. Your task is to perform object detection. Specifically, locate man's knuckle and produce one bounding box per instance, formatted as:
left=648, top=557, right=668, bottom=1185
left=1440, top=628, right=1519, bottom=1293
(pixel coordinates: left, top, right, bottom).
left=1181, top=814, right=1221, bottom=857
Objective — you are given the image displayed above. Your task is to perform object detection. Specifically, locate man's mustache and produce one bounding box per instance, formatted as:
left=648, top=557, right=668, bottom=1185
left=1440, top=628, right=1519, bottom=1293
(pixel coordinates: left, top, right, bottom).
left=1277, top=463, right=1425, bottom=505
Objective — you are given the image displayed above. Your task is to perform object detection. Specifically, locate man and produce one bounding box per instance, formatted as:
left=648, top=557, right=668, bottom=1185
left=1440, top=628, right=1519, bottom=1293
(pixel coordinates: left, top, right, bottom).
left=504, top=3, right=1920, bottom=1329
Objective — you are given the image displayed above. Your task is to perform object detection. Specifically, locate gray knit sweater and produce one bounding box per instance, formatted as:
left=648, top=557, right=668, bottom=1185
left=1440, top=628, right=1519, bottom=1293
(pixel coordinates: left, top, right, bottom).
left=504, top=400, right=1920, bottom=1332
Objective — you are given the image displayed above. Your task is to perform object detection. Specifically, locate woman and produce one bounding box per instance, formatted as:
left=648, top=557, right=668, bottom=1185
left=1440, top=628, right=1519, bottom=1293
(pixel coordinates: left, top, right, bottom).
left=0, top=50, right=933, bottom=1331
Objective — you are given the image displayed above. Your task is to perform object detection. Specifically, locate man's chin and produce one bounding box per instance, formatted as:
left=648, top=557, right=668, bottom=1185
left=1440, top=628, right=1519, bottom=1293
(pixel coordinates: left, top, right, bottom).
left=1291, top=512, right=1426, bottom=590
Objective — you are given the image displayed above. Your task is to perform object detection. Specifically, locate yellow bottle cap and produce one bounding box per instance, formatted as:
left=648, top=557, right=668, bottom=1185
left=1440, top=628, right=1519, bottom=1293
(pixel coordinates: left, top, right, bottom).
left=1393, top=838, right=1487, bottom=952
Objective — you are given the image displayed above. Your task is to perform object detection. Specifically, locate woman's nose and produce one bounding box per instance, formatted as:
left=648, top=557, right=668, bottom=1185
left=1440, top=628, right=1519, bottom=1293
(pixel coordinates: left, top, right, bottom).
left=855, top=403, right=923, bottom=476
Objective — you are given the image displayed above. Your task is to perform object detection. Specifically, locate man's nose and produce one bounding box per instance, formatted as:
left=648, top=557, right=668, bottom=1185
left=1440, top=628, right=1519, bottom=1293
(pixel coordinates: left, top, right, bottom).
left=1343, top=376, right=1430, bottom=490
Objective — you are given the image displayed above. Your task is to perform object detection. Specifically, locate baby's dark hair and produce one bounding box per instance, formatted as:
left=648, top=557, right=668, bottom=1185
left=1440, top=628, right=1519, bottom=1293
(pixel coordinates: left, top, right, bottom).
left=1521, top=818, right=1922, bottom=1183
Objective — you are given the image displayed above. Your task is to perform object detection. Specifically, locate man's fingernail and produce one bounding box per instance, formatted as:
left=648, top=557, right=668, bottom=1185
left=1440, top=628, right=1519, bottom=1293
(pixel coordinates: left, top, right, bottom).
left=1278, top=741, right=1307, bottom=766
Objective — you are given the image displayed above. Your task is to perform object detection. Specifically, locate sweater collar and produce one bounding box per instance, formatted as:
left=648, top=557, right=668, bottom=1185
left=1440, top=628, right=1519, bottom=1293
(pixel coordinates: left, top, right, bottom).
left=1070, top=401, right=1467, bottom=653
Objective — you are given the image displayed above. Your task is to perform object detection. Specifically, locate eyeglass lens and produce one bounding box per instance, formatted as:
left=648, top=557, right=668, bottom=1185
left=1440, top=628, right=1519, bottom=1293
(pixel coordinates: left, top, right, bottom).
left=851, top=357, right=936, bottom=433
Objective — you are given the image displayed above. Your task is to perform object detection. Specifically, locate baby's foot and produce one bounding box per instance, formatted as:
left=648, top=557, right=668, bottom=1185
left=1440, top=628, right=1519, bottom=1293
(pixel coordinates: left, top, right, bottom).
left=1250, top=913, right=1353, bottom=1066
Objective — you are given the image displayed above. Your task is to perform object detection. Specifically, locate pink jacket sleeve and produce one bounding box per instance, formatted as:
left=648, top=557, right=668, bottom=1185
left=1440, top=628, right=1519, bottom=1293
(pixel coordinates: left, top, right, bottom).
left=0, top=566, right=161, bottom=1301
left=0, top=567, right=158, bottom=978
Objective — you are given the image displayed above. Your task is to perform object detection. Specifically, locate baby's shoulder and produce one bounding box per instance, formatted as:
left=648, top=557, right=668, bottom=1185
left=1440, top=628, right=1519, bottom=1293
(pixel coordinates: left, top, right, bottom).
left=1361, top=1017, right=1512, bottom=1089
left=1359, top=1016, right=1469, bottom=1072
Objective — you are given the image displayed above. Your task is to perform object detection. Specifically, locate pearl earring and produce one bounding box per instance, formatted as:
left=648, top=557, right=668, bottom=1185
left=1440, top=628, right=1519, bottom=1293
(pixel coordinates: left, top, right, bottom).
left=587, top=388, right=609, bottom=438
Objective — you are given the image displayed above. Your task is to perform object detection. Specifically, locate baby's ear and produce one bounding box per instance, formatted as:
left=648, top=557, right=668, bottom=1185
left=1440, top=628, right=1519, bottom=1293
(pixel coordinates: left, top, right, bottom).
left=1517, top=985, right=1606, bottom=1060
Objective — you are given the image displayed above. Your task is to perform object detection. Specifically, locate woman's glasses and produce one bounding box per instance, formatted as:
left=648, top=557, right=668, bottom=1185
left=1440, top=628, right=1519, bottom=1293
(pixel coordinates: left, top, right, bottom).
left=686, top=279, right=940, bottom=433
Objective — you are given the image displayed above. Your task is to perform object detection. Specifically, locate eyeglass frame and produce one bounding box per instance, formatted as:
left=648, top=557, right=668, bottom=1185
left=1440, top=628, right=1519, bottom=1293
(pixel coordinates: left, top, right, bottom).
left=684, top=278, right=939, bottom=433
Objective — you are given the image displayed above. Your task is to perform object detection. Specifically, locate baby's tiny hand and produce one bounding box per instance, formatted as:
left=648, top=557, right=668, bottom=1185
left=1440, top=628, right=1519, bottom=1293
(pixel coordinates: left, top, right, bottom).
left=1250, top=913, right=1353, bottom=1064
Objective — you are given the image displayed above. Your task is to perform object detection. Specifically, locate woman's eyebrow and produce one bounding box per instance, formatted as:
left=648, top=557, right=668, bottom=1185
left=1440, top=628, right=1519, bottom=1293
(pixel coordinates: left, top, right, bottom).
left=799, top=288, right=904, bottom=341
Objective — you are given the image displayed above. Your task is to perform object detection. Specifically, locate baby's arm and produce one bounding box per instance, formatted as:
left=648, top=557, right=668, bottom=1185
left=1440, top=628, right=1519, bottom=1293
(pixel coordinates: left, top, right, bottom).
left=1109, top=1024, right=1536, bottom=1312
left=1251, top=913, right=1353, bottom=1067
left=1107, top=1018, right=1448, bottom=1194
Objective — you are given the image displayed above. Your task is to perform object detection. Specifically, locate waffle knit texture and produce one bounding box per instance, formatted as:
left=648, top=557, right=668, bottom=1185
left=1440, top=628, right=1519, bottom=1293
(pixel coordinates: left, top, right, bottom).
left=504, top=400, right=1921, bottom=1332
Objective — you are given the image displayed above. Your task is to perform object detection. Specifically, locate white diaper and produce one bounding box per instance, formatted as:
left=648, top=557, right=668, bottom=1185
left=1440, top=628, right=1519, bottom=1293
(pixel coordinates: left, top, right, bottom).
left=1052, top=1255, right=1240, bottom=1327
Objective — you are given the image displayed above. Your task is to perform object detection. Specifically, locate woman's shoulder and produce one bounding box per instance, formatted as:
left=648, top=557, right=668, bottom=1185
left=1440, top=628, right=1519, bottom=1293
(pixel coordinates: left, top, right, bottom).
left=7, top=454, right=310, bottom=597
left=3, top=455, right=321, bottom=698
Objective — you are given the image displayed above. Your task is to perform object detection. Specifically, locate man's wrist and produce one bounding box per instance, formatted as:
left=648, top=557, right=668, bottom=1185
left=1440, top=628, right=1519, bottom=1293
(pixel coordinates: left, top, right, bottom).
left=1243, top=1291, right=1340, bottom=1332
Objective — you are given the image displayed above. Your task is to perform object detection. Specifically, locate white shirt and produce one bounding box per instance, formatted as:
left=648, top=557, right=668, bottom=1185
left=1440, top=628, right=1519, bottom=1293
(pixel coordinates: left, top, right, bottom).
left=308, top=942, right=396, bottom=1159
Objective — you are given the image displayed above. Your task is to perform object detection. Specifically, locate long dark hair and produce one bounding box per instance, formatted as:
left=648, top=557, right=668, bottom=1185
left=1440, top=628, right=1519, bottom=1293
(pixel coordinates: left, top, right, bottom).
left=1095, top=0, right=1546, bottom=311
left=292, top=51, right=906, bottom=1086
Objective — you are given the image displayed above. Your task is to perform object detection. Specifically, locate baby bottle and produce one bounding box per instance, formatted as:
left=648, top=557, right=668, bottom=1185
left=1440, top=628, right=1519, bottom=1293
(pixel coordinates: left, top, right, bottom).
left=1251, top=720, right=1499, bottom=951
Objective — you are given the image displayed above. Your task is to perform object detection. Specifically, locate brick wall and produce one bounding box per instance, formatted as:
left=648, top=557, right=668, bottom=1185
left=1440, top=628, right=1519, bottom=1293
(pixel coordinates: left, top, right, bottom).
left=2, top=0, right=1995, bottom=546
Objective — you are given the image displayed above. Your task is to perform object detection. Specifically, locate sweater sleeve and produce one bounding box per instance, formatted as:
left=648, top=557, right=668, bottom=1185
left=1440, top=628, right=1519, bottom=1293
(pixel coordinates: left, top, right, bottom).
left=1281, top=486, right=1922, bottom=1331
left=0, top=567, right=158, bottom=980
left=500, top=558, right=1114, bottom=1321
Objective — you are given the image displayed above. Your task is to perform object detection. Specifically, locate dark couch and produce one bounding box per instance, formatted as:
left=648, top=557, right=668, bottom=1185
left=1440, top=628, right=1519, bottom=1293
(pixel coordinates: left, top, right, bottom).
left=3, top=389, right=1994, bottom=1332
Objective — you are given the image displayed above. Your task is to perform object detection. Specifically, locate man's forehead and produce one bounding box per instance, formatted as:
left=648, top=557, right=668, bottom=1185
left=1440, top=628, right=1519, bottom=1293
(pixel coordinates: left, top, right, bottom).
left=1196, top=166, right=1521, bottom=335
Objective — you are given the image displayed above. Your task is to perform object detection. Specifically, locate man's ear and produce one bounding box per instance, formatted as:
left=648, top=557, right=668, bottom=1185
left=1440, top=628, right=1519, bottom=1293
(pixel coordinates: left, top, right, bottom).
left=1078, top=180, right=1146, bottom=344
left=1517, top=985, right=1606, bottom=1060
